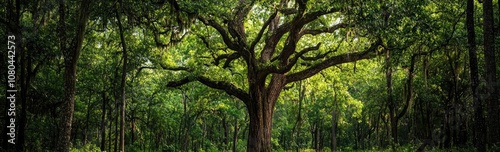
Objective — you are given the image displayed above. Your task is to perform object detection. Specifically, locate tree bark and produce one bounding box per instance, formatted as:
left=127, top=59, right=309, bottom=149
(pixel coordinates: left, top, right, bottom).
left=467, top=0, right=486, bottom=151
left=482, top=0, right=500, bottom=146
left=116, top=2, right=128, bottom=150
left=385, top=49, right=398, bottom=148
left=57, top=0, right=92, bottom=151
left=246, top=73, right=285, bottom=152
left=331, top=88, right=338, bottom=151
left=101, top=92, right=107, bottom=151
left=233, top=118, right=239, bottom=152
left=223, top=115, right=229, bottom=149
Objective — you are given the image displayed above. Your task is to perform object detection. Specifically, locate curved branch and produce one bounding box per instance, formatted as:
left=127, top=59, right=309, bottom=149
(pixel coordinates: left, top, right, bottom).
left=251, top=10, right=277, bottom=51
left=286, top=38, right=382, bottom=83
left=214, top=53, right=241, bottom=68
left=300, top=39, right=343, bottom=61
left=198, top=16, right=239, bottom=51
left=266, top=43, right=322, bottom=74
left=167, top=76, right=250, bottom=103
left=300, top=23, right=347, bottom=36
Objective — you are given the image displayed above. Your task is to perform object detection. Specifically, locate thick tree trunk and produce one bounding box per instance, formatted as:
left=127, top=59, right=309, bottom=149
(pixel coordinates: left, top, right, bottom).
left=246, top=74, right=284, bottom=152
left=57, top=0, right=91, bottom=151
left=466, top=0, right=486, bottom=151
left=247, top=103, right=273, bottom=152
left=482, top=0, right=500, bottom=146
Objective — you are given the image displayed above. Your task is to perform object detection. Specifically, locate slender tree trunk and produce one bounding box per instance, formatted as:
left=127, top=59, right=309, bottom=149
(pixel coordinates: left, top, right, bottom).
left=131, top=110, right=135, bottom=144
left=108, top=100, right=113, bottom=152
left=292, top=81, right=305, bottom=152
left=182, top=91, right=190, bottom=152
left=101, top=92, right=107, bottom=151
left=84, top=98, right=91, bottom=145
left=116, top=4, right=128, bottom=151
left=223, top=115, right=229, bottom=149
left=385, top=49, right=398, bottom=148
left=57, top=0, right=92, bottom=151
left=482, top=0, right=500, bottom=146
left=331, top=85, right=338, bottom=151
left=233, top=118, right=239, bottom=152
left=467, top=0, right=486, bottom=151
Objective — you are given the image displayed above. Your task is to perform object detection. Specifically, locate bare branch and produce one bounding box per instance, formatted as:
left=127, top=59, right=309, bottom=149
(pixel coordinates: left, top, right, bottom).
left=286, top=38, right=382, bottom=83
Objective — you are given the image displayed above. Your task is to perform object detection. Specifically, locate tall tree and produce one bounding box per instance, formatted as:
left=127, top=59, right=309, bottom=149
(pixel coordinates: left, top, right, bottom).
left=166, top=0, right=384, bottom=151
left=115, top=0, right=128, bottom=150
left=482, top=0, right=499, bottom=146
left=57, top=0, right=92, bottom=151
left=466, top=0, right=486, bottom=151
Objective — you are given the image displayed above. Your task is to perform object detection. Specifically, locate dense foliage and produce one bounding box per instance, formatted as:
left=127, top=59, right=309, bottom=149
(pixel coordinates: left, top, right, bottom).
left=1, top=0, right=499, bottom=151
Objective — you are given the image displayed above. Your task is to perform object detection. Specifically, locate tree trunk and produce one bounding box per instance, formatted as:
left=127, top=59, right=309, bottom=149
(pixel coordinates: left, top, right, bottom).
left=116, top=4, right=128, bottom=151
left=247, top=101, right=273, bottom=152
left=292, top=81, right=305, bottom=151
left=223, top=115, right=229, bottom=149
left=182, top=91, right=190, bottom=152
left=482, top=0, right=500, bottom=146
left=233, top=118, right=239, bottom=152
left=246, top=74, right=284, bottom=152
left=84, top=98, right=91, bottom=145
left=101, top=92, right=107, bottom=151
left=467, top=0, right=486, bottom=151
left=385, top=49, right=398, bottom=148
left=57, top=0, right=92, bottom=151
left=331, top=86, right=338, bottom=151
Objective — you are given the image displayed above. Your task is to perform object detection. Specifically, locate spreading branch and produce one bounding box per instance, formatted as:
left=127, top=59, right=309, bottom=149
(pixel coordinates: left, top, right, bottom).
left=286, top=38, right=383, bottom=83
left=300, top=23, right=348, bottom=36
left=266, top=43, right=322, bottom=74
left=214, top=53, right=241, bottom=68
left=300, top=39, right=343, bottom=61
left=167, top=76, right=250, bottom=103
left=250, top=10, right=277, bottom=51
left=198, top=16, right=239, bottom=51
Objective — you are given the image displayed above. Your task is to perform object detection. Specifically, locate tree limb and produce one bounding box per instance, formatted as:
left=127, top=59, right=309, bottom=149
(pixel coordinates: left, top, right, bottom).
left=250, top=10, right=277, bottom=51
left=167, top=76, right=250, bottom=103
left=300, top=39, right=343, bottom=61
left=214, top=53, right=241, bottom=68
left=198, top=16, right=239, bottom=51
left=266, top=43, right=322, bottom=74
left=300, top=23, right=348, bottom=36
left=286, top=38, right=382, bottom=83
